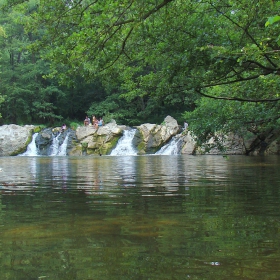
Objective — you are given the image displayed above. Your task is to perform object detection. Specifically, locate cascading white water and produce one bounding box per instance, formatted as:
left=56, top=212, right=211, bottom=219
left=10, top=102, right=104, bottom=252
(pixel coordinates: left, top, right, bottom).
left=49, top=132, right=69, bottom=156
left=110, top=129, right=138, bottom=156
left=155, top=136, right=181, bottom=155
left=49, top=133, right=61, bottom=156
left=57, top=133, right=69, bottom=156
left=19, top=133, right=39, bottom=156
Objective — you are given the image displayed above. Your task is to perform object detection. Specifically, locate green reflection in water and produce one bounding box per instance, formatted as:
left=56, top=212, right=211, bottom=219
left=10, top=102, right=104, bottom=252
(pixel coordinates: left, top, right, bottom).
left=0, top=155, right=280, bottom=279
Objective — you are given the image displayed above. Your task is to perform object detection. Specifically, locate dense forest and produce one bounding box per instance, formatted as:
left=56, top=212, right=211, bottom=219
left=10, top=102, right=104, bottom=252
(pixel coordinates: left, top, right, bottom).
left=0, top=0, right=280, bottom=148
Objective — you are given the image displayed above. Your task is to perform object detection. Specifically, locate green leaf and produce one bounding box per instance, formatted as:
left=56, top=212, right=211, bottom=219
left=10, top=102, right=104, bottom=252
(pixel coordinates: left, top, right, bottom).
left=265, top=15, right=280, bottom=27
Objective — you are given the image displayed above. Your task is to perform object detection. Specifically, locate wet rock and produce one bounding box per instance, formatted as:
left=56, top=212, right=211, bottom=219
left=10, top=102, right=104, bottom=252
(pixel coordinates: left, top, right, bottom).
left=1, top=116, right=279, bottom=156
left=181, top=131, right=196, bottom=155
left=35, top=128, right=53, bottom=155
left=135, top=115, right=180, bottom=153
left=0, top=124, right=35, bottom=156
left=73, top=122, right=125, bottom=155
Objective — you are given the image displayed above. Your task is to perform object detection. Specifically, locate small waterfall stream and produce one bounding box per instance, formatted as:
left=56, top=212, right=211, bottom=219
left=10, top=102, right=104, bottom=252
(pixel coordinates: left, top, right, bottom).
left=57, top=133, right=69, bottom=156
left=49, top=133, right=61, bottom=156
left=19, top=133, right=39, bottom=156
left=155, top=136, right=182, bottom=155
left=110, top=129, right=138, bottom=156
left=50, top=132, right=69, bottom=156
left=20, top=132, right=69, bottom=156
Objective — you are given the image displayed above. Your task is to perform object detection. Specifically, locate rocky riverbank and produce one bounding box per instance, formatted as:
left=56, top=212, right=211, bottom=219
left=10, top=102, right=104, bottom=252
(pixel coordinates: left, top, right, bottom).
left=0, top=116, right=279, bottom=156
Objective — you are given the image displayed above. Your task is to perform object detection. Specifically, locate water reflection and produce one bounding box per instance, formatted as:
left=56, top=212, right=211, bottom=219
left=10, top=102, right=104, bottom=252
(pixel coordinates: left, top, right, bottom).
left=50, top=156, right=69, bottom=189
left=0, top=155, right=280, bottom=279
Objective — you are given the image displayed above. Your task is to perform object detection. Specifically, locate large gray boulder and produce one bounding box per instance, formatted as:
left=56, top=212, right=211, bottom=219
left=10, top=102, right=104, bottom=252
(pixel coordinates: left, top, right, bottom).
left=134, top=116, right=180, bottom=154
left=180, top=131, right=196, bottom=154
left=178, top=130, right=246, bottom=155
left=71, top=121, right=125, bottom=155
left=76, top=125, right=97, bottom=141
left=180, top=130, right=280, bottom=155
left=0, top=124, right=35, bottom=156
left=266, top=139, right=280, bottom=155
left=35, top=128, right=53, bottom=155
left=194, top=133, right=245, bottom=155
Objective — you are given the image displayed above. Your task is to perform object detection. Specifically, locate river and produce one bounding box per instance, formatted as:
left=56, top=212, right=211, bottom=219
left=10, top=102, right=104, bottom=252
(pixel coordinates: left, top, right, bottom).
left=0, top=155, right=279, bottom=280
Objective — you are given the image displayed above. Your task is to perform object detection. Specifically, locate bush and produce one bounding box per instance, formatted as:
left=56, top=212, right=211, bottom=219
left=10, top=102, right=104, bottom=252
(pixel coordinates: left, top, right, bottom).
left=70, top=122, right=80, bottom=130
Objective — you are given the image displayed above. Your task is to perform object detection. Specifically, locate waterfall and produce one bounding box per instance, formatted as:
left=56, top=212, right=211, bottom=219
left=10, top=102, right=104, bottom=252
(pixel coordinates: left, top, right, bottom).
left=110, top=129, right=138, bottom=156
left=57, top=133, right=69, bottom=156
left=19, top=131, right=69, bottom=156
left=49, top=132, right=69, bottom=156
left=155, top=136, right=182, bottom=155
left=19, top=133, right=39, bottom=156
left=49, top=133, right=61, bottom=156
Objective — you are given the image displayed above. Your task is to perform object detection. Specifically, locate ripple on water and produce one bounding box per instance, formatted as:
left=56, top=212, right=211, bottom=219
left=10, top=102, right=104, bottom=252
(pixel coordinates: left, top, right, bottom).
left=0, top=155, right=280, bottom=280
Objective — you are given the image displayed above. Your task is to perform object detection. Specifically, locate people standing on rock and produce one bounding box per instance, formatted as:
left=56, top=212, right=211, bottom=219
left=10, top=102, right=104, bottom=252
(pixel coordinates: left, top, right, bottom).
left=84, top=116, right=90, bottom=126
left=98, top=117, right=104, bottom=127
left=183, top=121, right=188, bottom=130
left=93, top=116, right=99, bottom=128
left=92, top=115, right=96, bottom=126
left=60, top=123, right=67, bottom=132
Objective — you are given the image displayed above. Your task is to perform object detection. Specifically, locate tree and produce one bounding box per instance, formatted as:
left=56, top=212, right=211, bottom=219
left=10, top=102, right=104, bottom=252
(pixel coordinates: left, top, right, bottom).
left=1, top=0, right=280, bottom=152
left=0, top=25, right=6, bottom=118
left=10, top=0, right=277, bottom=100
left=183, top=81, right=280, bottom=154
left=0, top=2, right=65, bottom=124
left=0, top=1, right=109, bottom=125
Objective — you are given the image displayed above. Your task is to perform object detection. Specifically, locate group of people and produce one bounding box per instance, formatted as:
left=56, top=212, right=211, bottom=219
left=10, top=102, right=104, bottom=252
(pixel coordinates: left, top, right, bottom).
left=84, top=115, right=104, bottom=128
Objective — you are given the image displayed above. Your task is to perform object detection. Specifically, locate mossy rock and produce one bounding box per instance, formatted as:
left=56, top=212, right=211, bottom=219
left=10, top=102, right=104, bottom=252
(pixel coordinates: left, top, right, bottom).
left=10, top=146, right=27, bottom=156
left=90, top=135, right=122, bottom=155
left=106, top=136, right=121, bottom=153
left=147, top=147, right=159, bottom=154
left=11, top=130, right=33, bottom=156
left=137, top=141, right=146, bottom=154
left=68, top=145, right=83, bottom=156
left=81, top=142, right=88, bottom=153
left=87, top=148, right=98, bottom=155
left=33, top=126, right=42, bottom=133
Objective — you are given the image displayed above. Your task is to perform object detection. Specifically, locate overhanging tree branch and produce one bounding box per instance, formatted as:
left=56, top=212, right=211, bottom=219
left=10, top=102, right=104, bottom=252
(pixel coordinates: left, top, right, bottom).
left=114, top=0, right=174, bottom=26
left=195, top=89, right=280, bottom=102
left=208, top=1, right=278, bottom=68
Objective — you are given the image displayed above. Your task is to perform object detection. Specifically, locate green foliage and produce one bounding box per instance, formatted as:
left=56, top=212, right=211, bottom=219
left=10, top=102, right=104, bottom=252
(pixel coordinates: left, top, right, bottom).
left=19, top=0, right=279, bottom=98
left=265, top=15, right=280, bottom=26
left=184, top=78, right=280, bottom=150
left=0, top=0, right=280, bottom=149
left=33, top=125, right=43, bottom=133
left=0, top=94, right=4, bottom=119
left=0, top=4, right=62, bottom=124
left=266, top=15, right=280, bottom=46
left=69, top=122, right=80, bottom=130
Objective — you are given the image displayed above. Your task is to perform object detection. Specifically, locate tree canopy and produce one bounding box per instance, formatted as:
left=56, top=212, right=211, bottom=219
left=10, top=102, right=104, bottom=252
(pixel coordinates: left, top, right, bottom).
left=16, top=0, right=279, bottom=98
left=0, top=0, right=280, bottom=151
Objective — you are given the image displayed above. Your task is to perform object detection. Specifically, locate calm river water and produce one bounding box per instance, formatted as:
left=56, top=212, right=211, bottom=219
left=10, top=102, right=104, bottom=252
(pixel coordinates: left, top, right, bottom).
left=0, top=155, right=280, bottom=280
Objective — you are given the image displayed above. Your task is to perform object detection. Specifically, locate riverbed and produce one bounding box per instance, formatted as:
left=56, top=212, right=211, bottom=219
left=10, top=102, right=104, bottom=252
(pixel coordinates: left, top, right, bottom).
left=0, top=155, right=279, bottom=279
